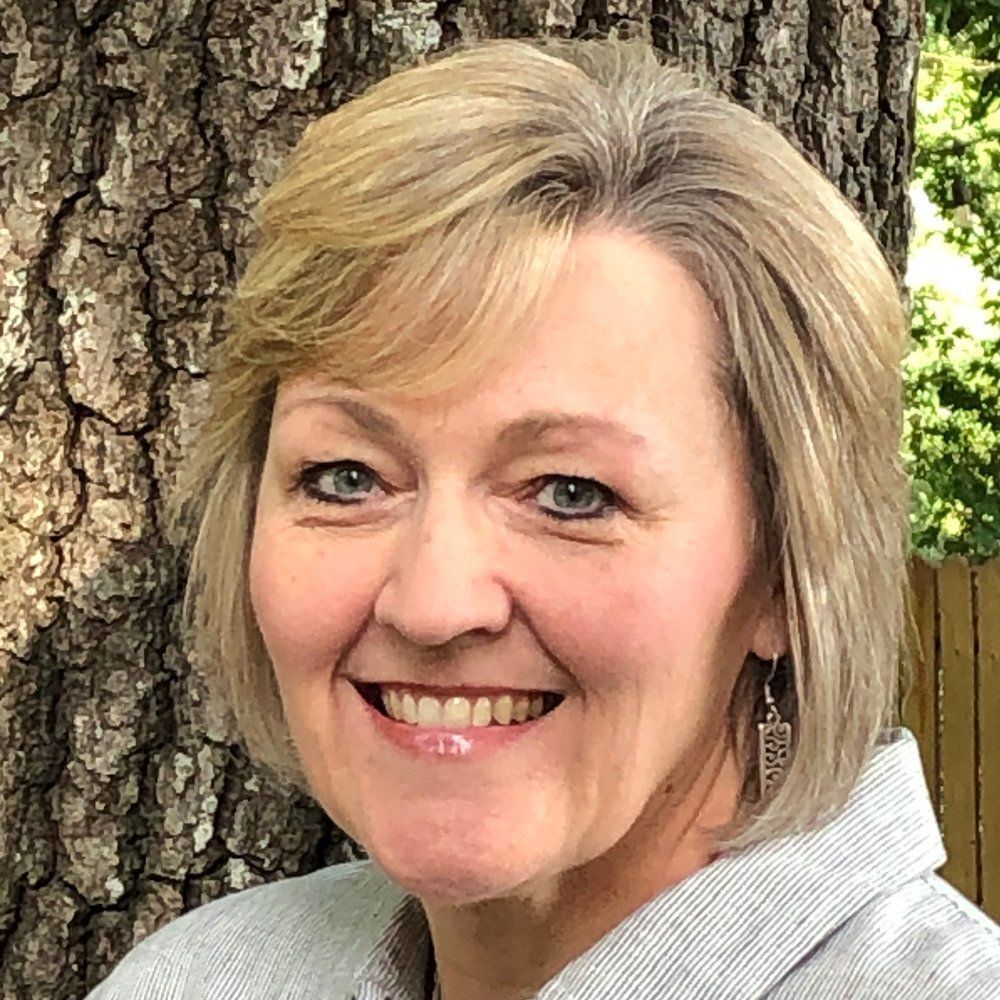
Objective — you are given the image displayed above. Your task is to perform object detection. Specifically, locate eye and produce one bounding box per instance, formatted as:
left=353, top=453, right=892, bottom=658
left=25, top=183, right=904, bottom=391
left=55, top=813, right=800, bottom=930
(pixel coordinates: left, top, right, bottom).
left=295, top=460, right=384, bottom=504
left=532, top=475, right=620, bottom=521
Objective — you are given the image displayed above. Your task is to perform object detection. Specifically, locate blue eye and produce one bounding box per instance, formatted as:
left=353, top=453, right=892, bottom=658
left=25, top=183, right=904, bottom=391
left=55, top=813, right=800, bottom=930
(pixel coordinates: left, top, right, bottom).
left=533, top=475, right=619, bottom=520
left=294, top=463, right=620, bottom=523
left=297, top=461, right=381, bottom=504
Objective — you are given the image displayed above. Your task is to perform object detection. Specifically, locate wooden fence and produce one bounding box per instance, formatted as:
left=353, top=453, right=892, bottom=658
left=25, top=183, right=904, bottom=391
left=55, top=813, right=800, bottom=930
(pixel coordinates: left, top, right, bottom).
left=898, top=556, right=999, bottom=922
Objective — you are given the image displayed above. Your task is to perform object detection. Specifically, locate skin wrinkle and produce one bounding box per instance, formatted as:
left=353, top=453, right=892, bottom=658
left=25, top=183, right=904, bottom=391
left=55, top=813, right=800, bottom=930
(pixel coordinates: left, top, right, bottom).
left=249, top=227, right=788, bottom=1000
left=267, top=409, right=681, bottom=548
left=268, top=400, right=682, bottom=516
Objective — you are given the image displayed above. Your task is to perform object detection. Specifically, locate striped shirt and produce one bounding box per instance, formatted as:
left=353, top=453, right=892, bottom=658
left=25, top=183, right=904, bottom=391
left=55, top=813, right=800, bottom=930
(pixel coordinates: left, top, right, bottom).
left=87, top=727, right=1000, bottom=1000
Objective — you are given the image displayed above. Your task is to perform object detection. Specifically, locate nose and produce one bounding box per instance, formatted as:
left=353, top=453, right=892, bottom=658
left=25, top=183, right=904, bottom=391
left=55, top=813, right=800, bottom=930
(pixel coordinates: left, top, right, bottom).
left=373, top=488, right=512, bottom=648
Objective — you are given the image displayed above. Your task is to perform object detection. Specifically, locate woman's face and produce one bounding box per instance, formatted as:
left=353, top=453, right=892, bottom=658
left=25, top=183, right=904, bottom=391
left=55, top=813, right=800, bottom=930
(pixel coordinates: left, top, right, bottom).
left=250, top=227, right=784, bottom=905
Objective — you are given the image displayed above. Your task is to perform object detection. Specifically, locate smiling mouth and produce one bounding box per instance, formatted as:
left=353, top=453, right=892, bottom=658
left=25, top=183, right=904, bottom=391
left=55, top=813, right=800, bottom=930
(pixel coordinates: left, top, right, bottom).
left=353, top=682, right=565, bottom=728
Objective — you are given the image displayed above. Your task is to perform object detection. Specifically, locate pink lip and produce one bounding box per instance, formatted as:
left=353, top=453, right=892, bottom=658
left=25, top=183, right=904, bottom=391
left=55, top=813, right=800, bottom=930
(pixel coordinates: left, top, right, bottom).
left=350, top=682, right=555, bottom=761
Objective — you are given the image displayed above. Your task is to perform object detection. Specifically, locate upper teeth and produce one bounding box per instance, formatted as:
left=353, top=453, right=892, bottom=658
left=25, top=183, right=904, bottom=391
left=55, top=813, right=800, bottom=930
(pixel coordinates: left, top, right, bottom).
left=381, top=688, right=546, bottom=728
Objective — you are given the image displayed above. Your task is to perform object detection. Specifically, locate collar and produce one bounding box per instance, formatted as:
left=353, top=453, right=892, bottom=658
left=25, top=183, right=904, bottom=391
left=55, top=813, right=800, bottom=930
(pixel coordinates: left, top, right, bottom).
left=351, top=892, right=430, bottom=1000
left=351, top=728, right=943, bottom=1000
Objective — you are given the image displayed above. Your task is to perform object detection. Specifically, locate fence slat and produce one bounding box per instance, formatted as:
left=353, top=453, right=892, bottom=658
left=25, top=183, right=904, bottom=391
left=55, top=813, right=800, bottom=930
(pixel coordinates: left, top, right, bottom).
left=938, top=557, right=979, bottom=904
left=978, top=560, right=1000, bottom=918
left=902, top=558, right=939, bottom=815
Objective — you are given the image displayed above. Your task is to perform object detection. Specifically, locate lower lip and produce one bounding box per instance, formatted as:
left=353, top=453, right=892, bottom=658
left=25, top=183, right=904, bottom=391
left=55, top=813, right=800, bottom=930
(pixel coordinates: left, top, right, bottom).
left=352, top=685, right=557, bottom=761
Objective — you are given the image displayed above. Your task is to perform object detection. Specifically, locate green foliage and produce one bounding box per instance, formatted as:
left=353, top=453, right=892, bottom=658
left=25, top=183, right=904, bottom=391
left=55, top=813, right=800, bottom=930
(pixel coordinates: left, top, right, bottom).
left=904, top=17, right=1000, bottom=563
left=903, top=298, right=1000, bottom=561
left=926, top=0, right=1000, bottom=117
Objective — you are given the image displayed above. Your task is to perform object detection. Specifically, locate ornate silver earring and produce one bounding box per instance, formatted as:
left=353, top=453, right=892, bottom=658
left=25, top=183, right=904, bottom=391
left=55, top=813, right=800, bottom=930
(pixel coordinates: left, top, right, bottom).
left=758, top=653, right=792, bottom=798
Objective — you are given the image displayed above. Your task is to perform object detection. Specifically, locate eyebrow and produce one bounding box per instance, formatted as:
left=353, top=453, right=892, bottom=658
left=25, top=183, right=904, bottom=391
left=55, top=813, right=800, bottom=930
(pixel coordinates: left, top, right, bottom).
left=276, top=393, right=650, bottom=455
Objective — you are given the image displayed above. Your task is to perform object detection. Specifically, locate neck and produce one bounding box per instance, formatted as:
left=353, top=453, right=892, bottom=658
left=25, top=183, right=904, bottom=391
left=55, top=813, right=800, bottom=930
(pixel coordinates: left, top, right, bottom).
left=423, top=730, right=742, bottom=1000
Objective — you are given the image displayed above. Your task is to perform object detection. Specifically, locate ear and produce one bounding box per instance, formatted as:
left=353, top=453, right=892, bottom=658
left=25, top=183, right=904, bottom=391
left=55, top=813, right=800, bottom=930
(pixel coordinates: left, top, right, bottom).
left=750, top=581, right=789, bottom=661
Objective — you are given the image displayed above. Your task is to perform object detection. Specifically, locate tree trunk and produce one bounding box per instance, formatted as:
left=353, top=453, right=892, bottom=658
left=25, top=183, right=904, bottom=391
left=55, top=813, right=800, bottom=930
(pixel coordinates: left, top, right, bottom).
left=0, top=1, right=923, bottom=996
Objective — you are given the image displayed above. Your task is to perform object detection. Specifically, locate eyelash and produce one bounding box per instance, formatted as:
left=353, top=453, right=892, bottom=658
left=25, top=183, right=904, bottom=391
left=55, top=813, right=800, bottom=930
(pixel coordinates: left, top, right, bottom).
left=292, top=460, right=622, bottom=523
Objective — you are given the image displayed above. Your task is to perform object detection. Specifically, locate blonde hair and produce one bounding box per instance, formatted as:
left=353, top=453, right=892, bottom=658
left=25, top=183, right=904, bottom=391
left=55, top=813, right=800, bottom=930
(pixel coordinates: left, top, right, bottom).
left=169, top=35, right=912, bottom=852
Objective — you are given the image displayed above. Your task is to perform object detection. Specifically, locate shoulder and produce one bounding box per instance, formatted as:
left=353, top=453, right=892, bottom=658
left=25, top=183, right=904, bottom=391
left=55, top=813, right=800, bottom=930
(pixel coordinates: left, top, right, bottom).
left=84, top=859, right=405, bottom=1000
left=772, top=873, right=1000, bottom=999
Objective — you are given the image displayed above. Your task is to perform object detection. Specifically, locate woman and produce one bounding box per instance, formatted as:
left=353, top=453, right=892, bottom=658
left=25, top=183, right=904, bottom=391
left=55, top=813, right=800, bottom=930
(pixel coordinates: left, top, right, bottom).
left=88, top=34, right=999, bottom=1000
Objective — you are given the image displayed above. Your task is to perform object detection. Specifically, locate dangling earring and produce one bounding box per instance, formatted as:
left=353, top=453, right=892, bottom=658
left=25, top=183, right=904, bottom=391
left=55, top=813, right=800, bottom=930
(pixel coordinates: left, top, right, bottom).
left=758, top=653, right=792, bottom=798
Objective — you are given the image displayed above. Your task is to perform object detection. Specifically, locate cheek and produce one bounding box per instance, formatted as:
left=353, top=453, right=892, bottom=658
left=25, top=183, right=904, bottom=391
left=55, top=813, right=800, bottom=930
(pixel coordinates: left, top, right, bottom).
left=531, top=526, right=754, bottom=692
left=248, top=525, right=380, bottom=678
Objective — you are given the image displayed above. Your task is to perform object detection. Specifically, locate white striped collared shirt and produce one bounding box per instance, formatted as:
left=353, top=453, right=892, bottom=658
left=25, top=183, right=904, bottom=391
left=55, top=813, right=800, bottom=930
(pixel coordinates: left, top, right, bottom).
left=88, top=728, right=1000, bottom=999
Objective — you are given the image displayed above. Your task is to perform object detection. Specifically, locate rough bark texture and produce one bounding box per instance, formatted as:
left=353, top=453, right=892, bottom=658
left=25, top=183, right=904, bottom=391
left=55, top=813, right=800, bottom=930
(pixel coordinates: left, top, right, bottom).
left=0, top=1, right=922, bottom=997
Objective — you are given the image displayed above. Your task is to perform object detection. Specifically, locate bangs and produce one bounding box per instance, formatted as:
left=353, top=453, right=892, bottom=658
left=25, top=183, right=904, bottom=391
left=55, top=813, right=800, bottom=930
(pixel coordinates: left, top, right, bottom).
left=225, top=202, right=579, bottom=401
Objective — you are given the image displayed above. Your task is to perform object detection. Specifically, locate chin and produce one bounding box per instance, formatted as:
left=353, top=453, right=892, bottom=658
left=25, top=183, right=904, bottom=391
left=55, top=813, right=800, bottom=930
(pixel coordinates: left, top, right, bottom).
left=366, top=829, right=546, bottom=908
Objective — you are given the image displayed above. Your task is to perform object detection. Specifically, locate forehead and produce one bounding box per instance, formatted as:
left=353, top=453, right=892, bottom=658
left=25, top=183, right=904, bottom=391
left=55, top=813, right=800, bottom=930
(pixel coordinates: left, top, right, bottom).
left=275, top=228, right=727, bottom=439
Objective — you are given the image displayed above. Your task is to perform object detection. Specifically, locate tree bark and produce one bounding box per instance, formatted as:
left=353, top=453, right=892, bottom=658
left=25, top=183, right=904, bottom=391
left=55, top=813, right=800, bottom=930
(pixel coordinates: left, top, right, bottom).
left=0, top=1, right=922, bottom=996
